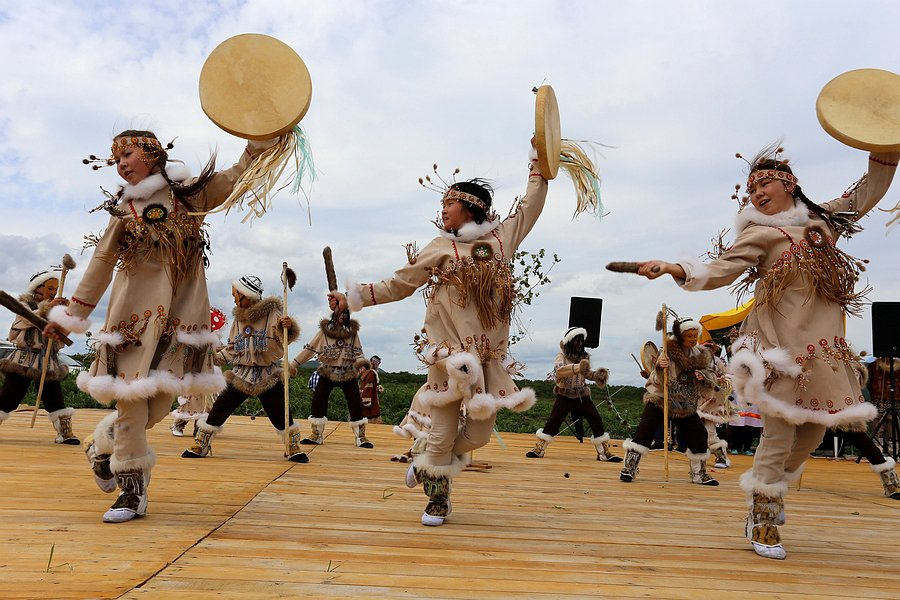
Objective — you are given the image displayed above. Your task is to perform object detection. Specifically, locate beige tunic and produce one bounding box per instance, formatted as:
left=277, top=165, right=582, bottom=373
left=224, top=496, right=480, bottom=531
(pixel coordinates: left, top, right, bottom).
left=679, top=152, right=899, bottom=427
left=643, top=337, right=715, bottom=419
left=696, top=355, right=734, bottom=424
left=291, top=319, right=364, bottom=383
left=0, top=297, right=67, bottom=381
left=218, top=297, right=299, bottom=396
left=348, top=169, right=548, bottom=420
left=51, top=141, right=274, bottom=406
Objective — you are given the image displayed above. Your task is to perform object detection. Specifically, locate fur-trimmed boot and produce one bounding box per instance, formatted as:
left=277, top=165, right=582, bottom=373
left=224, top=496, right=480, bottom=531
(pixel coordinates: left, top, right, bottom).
left=285, top=423, right=310, bottom=463
left=84, top=412, right=117, bottom=493
left=181, top=417, right=221, bottom=458
left=620, top=439, right=647, bottom=482
left=170, top=418, right=188, bottom=437
left=872, top=457, right=900, bottom=500
left=741, top=472, right=787, bottom=559
left=592, top=433, right=623, bottom=463
left=49, top=407, right=80, bottom=445
left=103, top=452, right=154, bottom=523
left=414, top=452, right=469, bottom=527
left=350, top=418, right=374, bottom=448
left=525, top=428, right=554, bottom=458
left=710, top=440, right=731, bottom=468
left=300, top=416, right=327, bottom=445
left=688, top=450, right=719, bottom=486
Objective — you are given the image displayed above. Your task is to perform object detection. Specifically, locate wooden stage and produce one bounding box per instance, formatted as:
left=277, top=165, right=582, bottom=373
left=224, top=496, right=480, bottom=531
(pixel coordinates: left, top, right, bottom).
left=1, top=408, right=898, bottom=599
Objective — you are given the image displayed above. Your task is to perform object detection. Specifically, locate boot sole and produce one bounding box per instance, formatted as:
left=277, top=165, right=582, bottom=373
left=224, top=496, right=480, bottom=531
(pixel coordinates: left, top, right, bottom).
left=181, top=450, right=208, bottom=458
left=288, top=453, right=310, bottom=463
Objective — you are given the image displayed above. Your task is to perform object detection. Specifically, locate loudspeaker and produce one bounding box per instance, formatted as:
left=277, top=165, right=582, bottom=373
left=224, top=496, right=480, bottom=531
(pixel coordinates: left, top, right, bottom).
left=872, top=302, right=900, bottom=358
left=568, top=297, right=602, bottom=348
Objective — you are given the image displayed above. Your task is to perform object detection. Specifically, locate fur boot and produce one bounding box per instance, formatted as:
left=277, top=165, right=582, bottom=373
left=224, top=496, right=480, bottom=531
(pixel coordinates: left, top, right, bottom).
left=592, top=432, right=622, bottom=462
left=170, top=418, right=188, bottom=437
left=285, top=423, right=310, bottom=463
left=181, top=417, right=221, bottom=458
left=301, top=416, right=327, bottom=445
left=872, top=457, right=900, bottom=500
left=49, top=408, right=80, bottom=445
left=413, top=452, right=469, bottom=527
left=350, top=418, right=374, bottom=448
left=688, top=450, right=719, bottom=486
left=525, top=428, right=553, bottom=458
left=741, top=472, right=787, bottom=559
left=710, top=440, right=731, bottom=468
left=84, top=412, right=116, bottom=493
left=104, top=452, right=154, bottom=523
left=619, top=439, right=647, bottom=482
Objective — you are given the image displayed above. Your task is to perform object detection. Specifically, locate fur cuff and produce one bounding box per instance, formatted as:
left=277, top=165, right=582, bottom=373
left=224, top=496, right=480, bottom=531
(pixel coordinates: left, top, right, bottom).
left=467, top=388, right=536, bottom=421
left=535, top=428, right=555, bottom=443
left=740, top=470, right=788, bottom=498
left=393, top=425, right=410, bottom=439
left=590, top=432, right=610, bottom=447
left=196, top=415, right=224, bottom=434
left=110, top=449, right=156, bottom=474
left=677, top=255, right=709, bottom=291
left=871, top=457, right=896, bottom=474
left=709, top=439, right=728, bottom=452
left=623, top=438, right=649, bottom=455
left=48, top=305, right=91, bottom=334
left=91, top=412, right=117, bottom=455
left=77, top=368, right=226, bottom=406
left=349, top=417, right=368, bottom=428
left=413, top=451, right=471, bottom=479
left=347, top=280, right=364, bottom=312
left=176, top=329, right=221, bottom=347
left=308, top=416, right=328, bottom=426
left=686, top=449, right=711, bottom=462
left=47, top=407, right=75, bottom=425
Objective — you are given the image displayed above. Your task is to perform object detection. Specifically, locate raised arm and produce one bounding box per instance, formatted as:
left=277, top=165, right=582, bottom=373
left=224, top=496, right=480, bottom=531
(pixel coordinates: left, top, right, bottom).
left=346, top=238, right=443, bottom=311
left=190, top=139, right=280, bottom=213
left=819, top=152, right=900, bottom=218
left=498, top=158, right=549, bottom=251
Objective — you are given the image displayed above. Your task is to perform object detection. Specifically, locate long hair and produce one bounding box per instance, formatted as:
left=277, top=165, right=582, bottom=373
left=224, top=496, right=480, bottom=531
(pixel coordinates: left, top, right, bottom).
left=114, top=130, right=217, bottom=210
left=449, top=178, right=494, bottom=225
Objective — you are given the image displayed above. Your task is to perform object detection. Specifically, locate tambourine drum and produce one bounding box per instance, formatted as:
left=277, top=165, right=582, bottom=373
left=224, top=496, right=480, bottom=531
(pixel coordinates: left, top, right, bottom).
left=199, top=34, right=312, bottom=140
left=816, top=69, right=900, bottom=152
left=640, top=341, right=659, bottom=374
left=534, top=85, right=561, bottom=180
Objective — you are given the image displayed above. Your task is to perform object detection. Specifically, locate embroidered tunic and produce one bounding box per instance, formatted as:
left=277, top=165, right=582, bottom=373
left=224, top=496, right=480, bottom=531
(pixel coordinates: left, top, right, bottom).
left=643, top=337, right=715, bottom=419
left=0, top=297, right=68, bottom=381
left=678, top=152, right=899, bottom=426
left=292, top=320, right=364, bottom=383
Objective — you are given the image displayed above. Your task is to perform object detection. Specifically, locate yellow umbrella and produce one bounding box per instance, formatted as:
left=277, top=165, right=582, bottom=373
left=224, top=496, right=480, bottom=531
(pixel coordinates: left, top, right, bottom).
left=699, top=299, right=755, bottom=344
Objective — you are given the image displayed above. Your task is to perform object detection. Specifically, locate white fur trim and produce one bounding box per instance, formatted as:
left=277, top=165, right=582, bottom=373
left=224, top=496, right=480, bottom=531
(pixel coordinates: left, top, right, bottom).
left=734, top=200, right=809, bottom=233
left=677, top=255, right=710, bottom=291
left=393, top=425, right=411, bottom=439
left=47, top=407, right=75, bottom=425
left=467, top=388, right=536, bottom=420
left=91, top=412, right=118, bottom=455
left=176, top=329, right=221, bottom=347
left=195, top=415, right=223, bottom=434
left=48, top=304, right=91, bottom=334
left=120, top=173, right=169, bottom=201
left=170, top=408, right=205, bottom=421
left=110, top=449, right=156, bottom=474
left=413, top=451, right=471, bottom=479
left=26, top=271, right=58, bottom=295
left=308, top=416, right=328, bottom=426
left=871, top=457, right=896, bottom=474
left=536, top=428, right=555, bottom=443
left=561, top=327, right=588, bottom=345
left=709, top=439, right=728, bottom=452
left=165, top=162, right=191, bottom=182
left=686, top=449, right=711, bottom=462
left=623, top=439, right=649, bottom=455
left=349, top=417, right=368, bottom=429
left=76, top=368, right=226, bottom=406
left=95, top=331, right=125, bottom=347
left=347, top=280, right=364, bottom=312
left=437, top=217, right=501, bottom=243
left=590, top=432, right=610, bottom=447
left=740, top=470, right=789, bottom=498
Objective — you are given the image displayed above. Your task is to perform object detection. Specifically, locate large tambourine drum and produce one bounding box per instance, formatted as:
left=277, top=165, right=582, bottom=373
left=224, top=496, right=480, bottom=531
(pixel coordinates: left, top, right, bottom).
left=816, top=69, right=900, bottom=152
left=199, top=34, right=312, bottom=141
left=534, top=85, right=561, bottom=180
left=640, top=341, right=659, bottom=374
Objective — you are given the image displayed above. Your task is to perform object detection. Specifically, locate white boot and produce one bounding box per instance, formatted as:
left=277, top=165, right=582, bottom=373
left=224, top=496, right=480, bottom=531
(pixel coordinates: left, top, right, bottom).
left=688, top=450, right=719, bottom=486
left=85, top=412, right=117, bottom=493
left=301, top=416, right=327, bottom=445
left=709, top=440, right=731, bottom=469
left=49, top=408, right=80, bottom=445
left=592, top=433, right=623, bottom=463
left=525, top=429, right=554, bottom=458
left=350, top=418, right=374, bottom=448
left=741, top=472, right=787, bottom=560
left=103, top=452, right=154, bottom=523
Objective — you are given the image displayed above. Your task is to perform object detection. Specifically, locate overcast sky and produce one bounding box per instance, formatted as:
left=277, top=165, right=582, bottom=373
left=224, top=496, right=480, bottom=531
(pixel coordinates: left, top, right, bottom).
left=1, top=0, right=898, bottom=386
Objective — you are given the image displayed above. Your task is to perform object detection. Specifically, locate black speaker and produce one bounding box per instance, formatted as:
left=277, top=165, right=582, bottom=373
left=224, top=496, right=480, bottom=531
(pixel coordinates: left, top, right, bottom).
left=568, top=297, right=602, bottom=348
left=872, top=302, right=900, bottom=358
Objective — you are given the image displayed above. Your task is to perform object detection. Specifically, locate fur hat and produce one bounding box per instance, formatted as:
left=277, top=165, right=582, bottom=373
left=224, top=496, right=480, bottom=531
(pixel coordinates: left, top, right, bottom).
left=232, top=275, right=263, bottom=301
left=26, top=270, right=58, bottom=296
left=674, top=317, right=702, bottom=335
left=561, top=327, right=587, bottom=345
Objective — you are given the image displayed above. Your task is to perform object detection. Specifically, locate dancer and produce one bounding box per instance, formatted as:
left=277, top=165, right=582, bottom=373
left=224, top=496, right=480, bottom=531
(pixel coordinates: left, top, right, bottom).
left=0, top=269, right=79, bottom=444
left=619, top=317, right=719, bottom=486
left=182, top=275, right=308, bottom=463
left=697, top=342, right=734, bottom=468
left=633, top=142, right=898, bottom=558
left=171, top=307, right=228, bottom=436
left=525, top=327, right=621, bottom=462
left=289, top=300, right=370, bottom=448
left=358, top=355, right=382, bottom=424
left=329, top=142, right=549, bottom=526
left=44, top=130, right=281, bottom=522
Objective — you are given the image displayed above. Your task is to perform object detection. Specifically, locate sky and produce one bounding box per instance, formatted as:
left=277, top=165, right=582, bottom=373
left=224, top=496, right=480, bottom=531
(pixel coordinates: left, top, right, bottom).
left=1, top=0, right=898, bottom=386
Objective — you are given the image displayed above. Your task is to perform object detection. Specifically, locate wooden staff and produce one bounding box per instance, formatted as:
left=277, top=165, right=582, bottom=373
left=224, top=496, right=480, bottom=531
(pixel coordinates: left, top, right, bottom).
left=660, top=304, right=670, bottom=481
left=281, top=262, right=296, bottom=455
left=32, top=254, right=76, bottom=428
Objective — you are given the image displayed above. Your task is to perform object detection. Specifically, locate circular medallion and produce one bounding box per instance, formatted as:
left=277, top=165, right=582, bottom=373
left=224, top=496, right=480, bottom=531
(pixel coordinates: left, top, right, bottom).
left=143, top=203, right=169, bottom=223
left=804, top=225, right=829, bottom=248
left=472, top=243, right=492, bottom=261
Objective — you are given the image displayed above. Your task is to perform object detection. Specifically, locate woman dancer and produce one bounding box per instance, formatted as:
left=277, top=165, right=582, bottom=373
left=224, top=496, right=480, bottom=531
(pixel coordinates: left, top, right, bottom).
left=634, top=142, right=898, bottom=558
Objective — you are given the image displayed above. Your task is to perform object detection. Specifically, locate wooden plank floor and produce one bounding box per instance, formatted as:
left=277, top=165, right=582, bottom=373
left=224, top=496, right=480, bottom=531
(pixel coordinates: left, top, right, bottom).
left=1, top=408, right=898, bottom=599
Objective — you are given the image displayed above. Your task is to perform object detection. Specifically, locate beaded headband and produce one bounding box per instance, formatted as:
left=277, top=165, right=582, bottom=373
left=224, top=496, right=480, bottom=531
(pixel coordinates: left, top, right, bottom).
left=83, top=135, right=171, bottom=170
left=745, top=168, right=797, bottom=194
left=442, top=188, right=489, bottom=213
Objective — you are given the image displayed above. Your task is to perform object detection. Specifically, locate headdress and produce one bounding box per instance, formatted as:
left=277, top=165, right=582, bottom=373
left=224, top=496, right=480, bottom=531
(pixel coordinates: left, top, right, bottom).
left=233, top=275, right=264, bottom=300
left=83, top=133, right=174, bottom=170
left=26, top=270, right=58, bottom=295
left=731, top=141, right=797, bottom=210
left=674, top=317, right=702, bottom=335
left=561, top=326, right=587, bottom=345
left=419, top=164, right=498, bottom=222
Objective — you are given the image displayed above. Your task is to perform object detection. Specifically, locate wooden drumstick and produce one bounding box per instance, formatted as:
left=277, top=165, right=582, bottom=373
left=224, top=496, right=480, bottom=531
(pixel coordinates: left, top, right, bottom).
left=606, top=262, right=661, bottom=274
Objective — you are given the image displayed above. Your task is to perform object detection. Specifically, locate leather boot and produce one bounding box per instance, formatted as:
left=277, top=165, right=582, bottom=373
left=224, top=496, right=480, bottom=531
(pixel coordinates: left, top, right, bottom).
left=301, top=416, right=326, bottom=445
left=49, top=408, right=80, bottom=445
left=688, top=450, right=719, bottom=486
left=84, top=413, right=116, bottom=493
left=420, top=471, right=452, bottom=526
left=525, top=429, right=553, bottom=458
left=170, top=418, right=188, bottom=437
left=873, top=458, right=900, bottom=500
left=181, top=418, right=220, bottom=458
left=746, top=492, right=786, bottom=559
left=592, top=433, right=622, bottom=462
left=350, top=418, right=374, bottom=448
left=710, top=440, right=731, bottom=468
left=285, top=423, right=310, bottom=463
left=619, top=439, right=646, bottom=482
left=103, top=469, right=149, bottom=523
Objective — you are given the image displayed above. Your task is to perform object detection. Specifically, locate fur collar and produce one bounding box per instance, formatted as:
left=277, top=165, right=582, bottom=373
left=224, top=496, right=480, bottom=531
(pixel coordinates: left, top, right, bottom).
left=318, top=317, right=360, bottom=340
left=734, top=200, right=810, bottom=232
left=233, top=296, right=283, bottom=323
left=665, top=336, right=713, bottom=372
left=118, top=163, right=191, bottom=201
left=437, top=217, right=501, bottom=243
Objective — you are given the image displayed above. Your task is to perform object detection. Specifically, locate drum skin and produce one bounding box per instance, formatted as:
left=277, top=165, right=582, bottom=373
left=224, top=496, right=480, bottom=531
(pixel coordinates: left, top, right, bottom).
left=816, top=68, right=900, bottom=152
left=534, top=85, right=561, bottom=180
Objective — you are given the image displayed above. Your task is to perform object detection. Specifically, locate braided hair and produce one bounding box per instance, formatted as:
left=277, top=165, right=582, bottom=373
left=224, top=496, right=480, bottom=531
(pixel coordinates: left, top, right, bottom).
left=449, top=178, right=494, bottom=225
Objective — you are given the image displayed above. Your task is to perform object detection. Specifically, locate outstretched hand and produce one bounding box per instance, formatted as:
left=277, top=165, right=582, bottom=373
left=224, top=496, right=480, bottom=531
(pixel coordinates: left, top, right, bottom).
left=328, top=291, right=347, bottom=313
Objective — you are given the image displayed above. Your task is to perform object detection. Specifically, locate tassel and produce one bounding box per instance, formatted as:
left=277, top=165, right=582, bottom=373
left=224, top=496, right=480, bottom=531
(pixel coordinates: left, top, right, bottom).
left=558, top=140, right=603, bottom=220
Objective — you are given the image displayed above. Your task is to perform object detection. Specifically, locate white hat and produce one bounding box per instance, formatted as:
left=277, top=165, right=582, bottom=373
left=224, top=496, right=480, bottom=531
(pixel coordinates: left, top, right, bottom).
left=26, top=270, right=58, bottom=295
left=232, top=275, right=264, bottom=300
left=561, top=327, right=588, bottom=345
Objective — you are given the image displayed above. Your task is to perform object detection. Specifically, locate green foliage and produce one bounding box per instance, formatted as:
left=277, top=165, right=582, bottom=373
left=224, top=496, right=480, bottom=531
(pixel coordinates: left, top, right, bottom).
left=510, top=248, right=561, bottom=345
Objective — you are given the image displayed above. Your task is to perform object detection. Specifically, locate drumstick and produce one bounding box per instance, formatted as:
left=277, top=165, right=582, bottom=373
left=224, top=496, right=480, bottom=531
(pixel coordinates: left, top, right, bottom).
left=606, top=262, right=660, bottom=274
